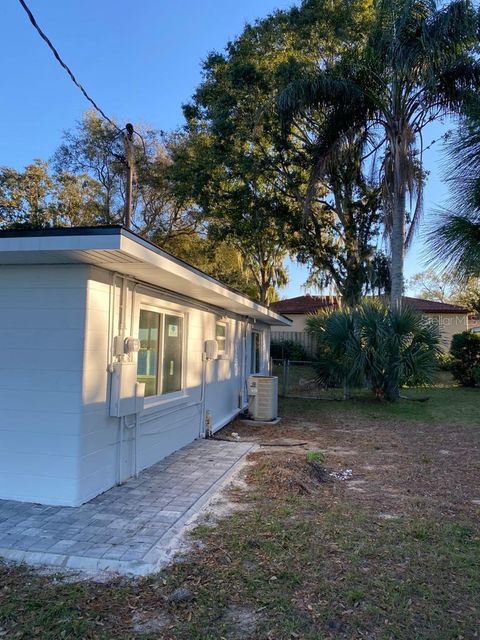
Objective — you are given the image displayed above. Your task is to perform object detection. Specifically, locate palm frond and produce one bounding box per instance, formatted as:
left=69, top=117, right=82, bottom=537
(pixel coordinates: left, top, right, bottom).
left=428, top=211, right=480, bottom=279
left=420, top=0, right=478, bottom=66
left=277, top=71, right=364, bottom=128
left=433, top=60, right=480, bottom=112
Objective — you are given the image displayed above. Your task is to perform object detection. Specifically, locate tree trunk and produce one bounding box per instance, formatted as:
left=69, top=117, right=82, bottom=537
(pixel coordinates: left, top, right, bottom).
left=390, top=141, right=406, bottom=309
left=259, top=277, right=270, bottom=307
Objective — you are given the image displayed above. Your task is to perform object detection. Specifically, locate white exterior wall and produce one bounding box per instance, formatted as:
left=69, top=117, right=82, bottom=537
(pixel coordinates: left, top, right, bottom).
left=0, top=264, right=272, bottom=506
left=0, top=265, right=88, bottom=505
left=76, top=267, right=271, bottom=505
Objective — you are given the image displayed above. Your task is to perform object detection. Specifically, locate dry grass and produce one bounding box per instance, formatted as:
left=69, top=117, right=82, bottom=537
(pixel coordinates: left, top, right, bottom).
left=1, top=388, right=479, bottom=639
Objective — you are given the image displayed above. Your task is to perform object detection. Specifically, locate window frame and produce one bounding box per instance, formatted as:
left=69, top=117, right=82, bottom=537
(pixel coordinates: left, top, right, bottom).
left=136, top=300, right=187, bottom=406
left=215, top=320, right=228, bottom=355
left=250, top=330, right=262, bottom=374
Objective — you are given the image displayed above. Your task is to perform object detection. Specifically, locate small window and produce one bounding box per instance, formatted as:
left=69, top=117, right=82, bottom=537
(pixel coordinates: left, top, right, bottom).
left=216, top=321, right=227, bottom=353
left=251, top=331, right=262, bottom=374
left=137, top=309, right=183, bottom=397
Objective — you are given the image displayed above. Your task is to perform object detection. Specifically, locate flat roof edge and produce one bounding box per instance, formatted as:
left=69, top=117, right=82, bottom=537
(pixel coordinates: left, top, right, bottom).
left=0, top=225, right=123, bottom=238
left=0, top=226, right=291, bottom=325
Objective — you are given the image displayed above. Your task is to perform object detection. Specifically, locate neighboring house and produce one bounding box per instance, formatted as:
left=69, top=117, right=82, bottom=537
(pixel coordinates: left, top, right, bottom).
left=270, top=295, right=471, bottom=353
left=469, top=313, right=480, bottom=332
left=0, top=226, right=290, bottom=506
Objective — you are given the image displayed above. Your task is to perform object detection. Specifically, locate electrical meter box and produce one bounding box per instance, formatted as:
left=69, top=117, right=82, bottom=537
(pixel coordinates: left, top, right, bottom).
left=110, top=362, right=145, bottom=417
left=113, top=335, right=141, bottom=356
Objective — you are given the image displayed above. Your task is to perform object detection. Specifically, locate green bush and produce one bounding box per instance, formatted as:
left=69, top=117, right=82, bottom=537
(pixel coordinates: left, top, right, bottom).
left=474, top=367, right=480, bottom=386
left=270, top=339, right=308, bottom=361
left=436, top=351, right=456, bottom=371
left=306, top=301, right=441, bottom=400
left=450, top=331, right=480, bottom=387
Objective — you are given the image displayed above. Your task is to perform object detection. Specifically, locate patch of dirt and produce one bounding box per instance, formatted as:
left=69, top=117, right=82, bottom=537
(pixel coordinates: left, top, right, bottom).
left=246, top=451, right=341, bottom=497
left=131, top=610, right=171, bottom=634
left=323, top=447, right=359, bottom=456
left=222, top=604, right=262, bottom=639
left=160, top=454, right=256, bottom=563
left=226, top=403, right=480, bottom=521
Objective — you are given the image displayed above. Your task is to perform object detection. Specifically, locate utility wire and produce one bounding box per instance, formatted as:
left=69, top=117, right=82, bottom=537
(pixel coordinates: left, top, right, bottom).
left=17, top=0, right=122, bottom=133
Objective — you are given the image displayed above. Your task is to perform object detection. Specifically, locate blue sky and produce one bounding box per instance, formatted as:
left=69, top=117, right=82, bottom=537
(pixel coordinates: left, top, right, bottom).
left=2, top=0, right=449, bottom=297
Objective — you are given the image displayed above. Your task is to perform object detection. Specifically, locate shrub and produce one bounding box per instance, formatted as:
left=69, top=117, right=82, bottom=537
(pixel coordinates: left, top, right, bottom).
left=450, top=331, right=480, bottom=386
left=307, top=307, right=364, bottom=396
left=474, top=367, right=480, bottom=386
left=436, top=351, right=456, bottom=371
left=306, top=301, right=441, bottom=400
left=270, top=339, right=308, bottom=361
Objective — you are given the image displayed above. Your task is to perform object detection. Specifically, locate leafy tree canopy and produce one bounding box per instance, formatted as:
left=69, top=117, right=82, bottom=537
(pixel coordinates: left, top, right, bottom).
left=428, top=97, right=480, bottom=281
left=408, top=269, right=480, bottom=313
left=278, top=0, right=480, bottom=306
left=175, top=0, right=388, bottom=305
left=0, top=114, right=259, bottom=301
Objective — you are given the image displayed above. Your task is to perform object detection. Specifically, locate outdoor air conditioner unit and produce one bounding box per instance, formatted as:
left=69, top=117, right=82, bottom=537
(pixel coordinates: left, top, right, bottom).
left=247, top=375, right=278, bottom=421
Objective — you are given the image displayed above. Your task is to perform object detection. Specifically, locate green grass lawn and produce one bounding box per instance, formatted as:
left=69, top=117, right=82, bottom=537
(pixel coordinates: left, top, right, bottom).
left=1, top=385, right=479, bottom=639
left=280, top=385, right=480, bottom=427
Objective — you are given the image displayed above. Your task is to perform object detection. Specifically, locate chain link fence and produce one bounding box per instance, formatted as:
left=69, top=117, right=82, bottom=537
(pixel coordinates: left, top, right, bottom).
left=271, top=358, right=326, bottom=398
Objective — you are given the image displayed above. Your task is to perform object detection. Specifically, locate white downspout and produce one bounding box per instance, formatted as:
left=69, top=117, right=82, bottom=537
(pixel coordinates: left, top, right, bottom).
left=240, top=318, right=248, bottom=409
left=118, top=416, right=125, bottom=485
left=115, top=276, right=129, bottom=485
left=108, top=272, right=123, bottom=485
left=130, top=283, right=140, bottom=478
left=199, top=357, right=208, bottom=438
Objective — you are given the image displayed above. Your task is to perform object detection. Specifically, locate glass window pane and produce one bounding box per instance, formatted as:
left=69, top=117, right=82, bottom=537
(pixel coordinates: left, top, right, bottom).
left=137, top=310, right=161, bottom=396
left=162, top=315, right=183, bottom=394
left=216, top=322, right=226, bottom=352
left=251, top=331, right=261, bottom=373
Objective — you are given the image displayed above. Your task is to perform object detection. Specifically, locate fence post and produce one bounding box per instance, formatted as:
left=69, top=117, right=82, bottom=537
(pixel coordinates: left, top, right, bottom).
left=282, top=359, right=290, bottom=397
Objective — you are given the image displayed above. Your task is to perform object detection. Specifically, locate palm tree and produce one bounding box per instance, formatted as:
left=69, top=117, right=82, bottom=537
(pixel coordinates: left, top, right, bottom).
left=429, top=100, right=480, bottom=279
left=307, top=301, right=441, bottom=401
left=278, top=0, right=479, bottom=307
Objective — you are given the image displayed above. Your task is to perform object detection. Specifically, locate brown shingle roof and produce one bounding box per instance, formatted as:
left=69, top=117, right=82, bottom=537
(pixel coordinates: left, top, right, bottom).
left=401, top=296, right=470, bottom=314
left=270, top=295, right=469, bottom=315
left=270, top=295, right=339, bottom=314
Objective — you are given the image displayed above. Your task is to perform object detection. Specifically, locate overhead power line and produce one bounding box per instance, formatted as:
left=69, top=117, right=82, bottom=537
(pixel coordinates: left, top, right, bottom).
left=17, top=0, right=122, bottom=133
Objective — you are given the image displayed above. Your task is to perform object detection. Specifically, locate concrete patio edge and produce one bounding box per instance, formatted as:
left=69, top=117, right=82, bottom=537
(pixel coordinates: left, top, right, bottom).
left=0, top=442, right=256, bottom=577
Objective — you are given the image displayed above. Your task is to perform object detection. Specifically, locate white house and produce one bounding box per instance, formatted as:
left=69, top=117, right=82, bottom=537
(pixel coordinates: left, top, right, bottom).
left=0, top=226, right=290, bottom=507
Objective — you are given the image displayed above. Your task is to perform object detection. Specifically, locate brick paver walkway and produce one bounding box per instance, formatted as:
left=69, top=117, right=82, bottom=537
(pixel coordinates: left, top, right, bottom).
left=0, top=439, right=253, bottom=575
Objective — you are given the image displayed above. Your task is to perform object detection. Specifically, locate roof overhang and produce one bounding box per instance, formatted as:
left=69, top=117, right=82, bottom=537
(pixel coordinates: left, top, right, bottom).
left=0, top=227, right=291, bottom=327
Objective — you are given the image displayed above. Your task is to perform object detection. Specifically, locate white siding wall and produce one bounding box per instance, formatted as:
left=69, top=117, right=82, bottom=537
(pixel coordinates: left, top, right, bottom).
left=0, top=264, right=273, bottom=507
left=0, top=265, right=87, bottom=505
left=77, top=268, right=272, bottom=505
left=78, top=268, right=119, bottom=504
